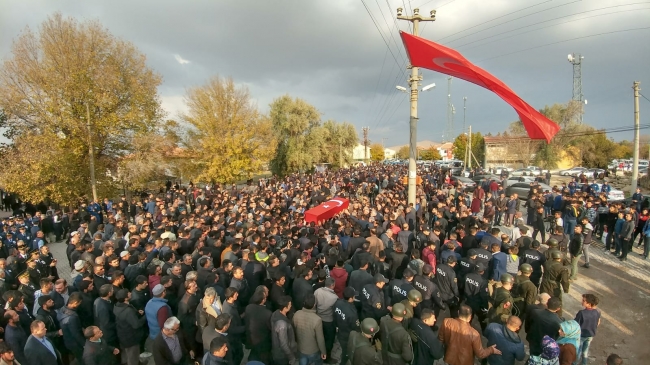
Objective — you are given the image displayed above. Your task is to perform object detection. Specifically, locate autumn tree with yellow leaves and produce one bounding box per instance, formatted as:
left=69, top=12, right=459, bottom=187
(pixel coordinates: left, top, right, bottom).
left=0, top=13, right=164, bottom=204
left=182, top=76, right=277, bottom=184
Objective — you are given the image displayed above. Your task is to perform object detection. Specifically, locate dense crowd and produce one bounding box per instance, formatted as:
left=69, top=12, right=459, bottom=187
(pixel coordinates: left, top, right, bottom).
left=0, top=164, right=631, bottom=365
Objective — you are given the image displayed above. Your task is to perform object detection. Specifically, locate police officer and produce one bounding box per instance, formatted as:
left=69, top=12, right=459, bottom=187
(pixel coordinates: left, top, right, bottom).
left=513, top=263, right=538, bottom=318
left=457, top=249, right=478, bottom=291
left=25, top=253, right=43, bottom=287
left=389, top=268, right=416, bottom=305
left=473, top=242, right=492, bottom=280
left=487, top=273, right=514, bottom=325
left=347, top=318, right=382, bottom=365
left=17, top=270, right=37, bottom=312
left=521, top=240, right=546, bottom=286
left=413, top=264, right=446, bottom=316
left=462, top=262, right=489, bottom=328
left=540, top=251, right=570, bottom=315
left=361, top=273, right=391, bottom=321
left=380, top=303, right=414, bottom=365
left=335, top=287, right=361, bottom=365
left=434, top=256, right=460, bottom=318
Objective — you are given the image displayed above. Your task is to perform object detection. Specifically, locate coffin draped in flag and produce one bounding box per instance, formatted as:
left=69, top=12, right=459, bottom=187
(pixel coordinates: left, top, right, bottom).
left=400, top=31, right=560, bottom=142
left=304, top=197, right=350, bottom=223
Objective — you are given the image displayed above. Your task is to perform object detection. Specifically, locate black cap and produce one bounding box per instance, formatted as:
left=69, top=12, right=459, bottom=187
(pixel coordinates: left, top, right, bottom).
left=343, top=287, right=357, bottom=299
left=374, top=273, right=389, bottom=284
left=447, top=255, right=457, bottom=264
left=475, top=263, right=486, bottom=272
left=468, top=249, right=477, bottom=257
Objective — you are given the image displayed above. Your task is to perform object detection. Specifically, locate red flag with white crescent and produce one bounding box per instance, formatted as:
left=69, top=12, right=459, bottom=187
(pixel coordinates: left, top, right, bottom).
left=400, top=31, right=560, bottom=142
left=304, top=197, right=350, bottom=223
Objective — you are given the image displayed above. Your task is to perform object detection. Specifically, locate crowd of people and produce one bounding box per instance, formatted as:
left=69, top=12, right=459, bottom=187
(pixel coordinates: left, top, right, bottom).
left=0, top=164, right=631, bottom=365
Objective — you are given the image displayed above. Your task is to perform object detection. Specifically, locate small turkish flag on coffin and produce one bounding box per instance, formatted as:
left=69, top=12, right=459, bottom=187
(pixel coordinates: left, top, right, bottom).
left=304, top=197, right=350, bottom=223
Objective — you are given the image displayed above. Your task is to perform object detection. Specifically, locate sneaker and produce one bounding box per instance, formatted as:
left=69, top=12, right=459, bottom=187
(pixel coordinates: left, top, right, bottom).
left=583, top=263, right=590, bottom=268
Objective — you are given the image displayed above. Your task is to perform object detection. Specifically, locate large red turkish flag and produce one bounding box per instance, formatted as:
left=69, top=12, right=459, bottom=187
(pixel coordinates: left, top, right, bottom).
left=400, top=31, right=560, bottom=142
left=304, top=197, right=350, bottom=223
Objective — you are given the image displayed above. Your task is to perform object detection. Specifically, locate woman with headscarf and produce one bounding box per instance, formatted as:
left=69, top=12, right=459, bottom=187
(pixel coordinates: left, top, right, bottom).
left=557, top=320, right=581, bottom=365
left=527, top=335, right=560, bottom=365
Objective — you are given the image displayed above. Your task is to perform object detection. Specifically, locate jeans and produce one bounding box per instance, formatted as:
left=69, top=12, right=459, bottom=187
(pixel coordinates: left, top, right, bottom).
left=582, top=244, right=590, bottom=265
left=565, top=218, right=577, bottom=238
left=576, top=336, right=593, bottom=365
left=614, top=236, right=622, bottom=254
left=299, top=352, right=323, bottom=365
left=570, top=255, right=580, bottom=280
left=644, top=236, right=650, bottom=258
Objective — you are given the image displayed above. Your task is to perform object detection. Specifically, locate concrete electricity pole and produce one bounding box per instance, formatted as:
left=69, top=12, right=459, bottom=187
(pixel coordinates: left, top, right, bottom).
left=446, top=77, right=453, bottom=142
left=468, top=125, right=472, bottom=169
left=397, top=7, right=436, bottom=206
left=631, top=81, right=641, bottom=194
left=362, top=126, right=370, bottom=164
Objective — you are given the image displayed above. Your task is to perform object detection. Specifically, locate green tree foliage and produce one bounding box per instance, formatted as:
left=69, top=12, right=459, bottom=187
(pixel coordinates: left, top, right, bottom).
left=182, top=76, right=276, bottom=184
left=396, top=146, right=409, bottom=160
left=452, top=133, right=485, bottom=164
left=316, top=120, right=358, bottom=168
left=0, top=13, right=163, bottom=204
left=419, top=147, right=442, bottom=161
left=269, top=96, right=356, bottom=175
left=370, top=143, right=385, bottom=162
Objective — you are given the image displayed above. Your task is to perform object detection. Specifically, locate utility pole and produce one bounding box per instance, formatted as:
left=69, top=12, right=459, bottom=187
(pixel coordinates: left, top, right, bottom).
left=397, top=7, right=436, bottom=206
left=468, top=125, right=472, bottom=169
left=362, top=126, right=370, bottom=164
left=631, top=81, right=641, bottom=194
left=446, top=77, right=453, bottom=142
left=568, top=53, right=585, bottom=123
left=463, top=97, right=467, bottom=136
left=86, top=103, right=98, bottom=202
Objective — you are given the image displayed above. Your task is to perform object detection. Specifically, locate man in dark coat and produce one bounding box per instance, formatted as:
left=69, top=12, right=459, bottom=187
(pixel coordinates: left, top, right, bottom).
left=82, top=325, right=119, bottom=365
left=58, top=292, right=86, bottom=365
left=25, top=320, right=64, bottom=365
left=291, top=269, right=314, bottom=311
left=93, top=284, right=117, bottom=347
left=114, top=289, right=147, bottom=365
left=244, top=289, right=273, bottom=364
left=3, top=309, right=27, bottom=365
left=526, top=297, right=563, bottom=356
left=411, top=309, right=444, bottom=365
left=152, top=317, right=194, bottom=365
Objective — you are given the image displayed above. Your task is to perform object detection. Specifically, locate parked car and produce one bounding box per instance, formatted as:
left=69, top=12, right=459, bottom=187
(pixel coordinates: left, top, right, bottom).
left=575, top=183, right=625, bottom=201
left=559, top=166, right=587, bottom=176
left=526, top=166, right=550, bottom=176
left=450, top=176, right=476, bottom=192
left=510, top=168, right=536, bottom=177
left=492, top=166, right=513, bottom=175
left=572, top=168, right=606, bottom=179
left=505, top=182, right=553, bottom=200
left=503, top=176, right=536, bottom=187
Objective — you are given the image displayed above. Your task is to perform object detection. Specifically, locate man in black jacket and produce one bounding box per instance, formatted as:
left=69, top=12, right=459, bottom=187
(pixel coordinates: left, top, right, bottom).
left=244, top=289, right=273, bottom=364
left=114, top=289, right=147, bottom=365
left=34, top=295, right=64, bottom=358
left=82, top=325, right=119, bottom=365
left=93, top=284, right=117, bottom=347
left=411, top=309, right=444, bottom=365
left=568, top=225, right=584, bottom=280
left=291, top=269, right=314, bottom=311
left=526, top=297, right=563, bottom=356
left=58, top=292, right=85, bottom=364
left=271, top=295, right=298, bottom=365
left=130, top=275, right=150, bottom=311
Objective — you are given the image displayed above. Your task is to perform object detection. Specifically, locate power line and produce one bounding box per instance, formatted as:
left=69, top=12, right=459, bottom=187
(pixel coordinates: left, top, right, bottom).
left=640, top=93, right=650, bottom=104
left=360, top=0, right=410, bottom=77
left=455, top=4, right=650, bottom=49
left=437, top=0, right=559, bottom=42
left=477, top=27, right=650, bottom=63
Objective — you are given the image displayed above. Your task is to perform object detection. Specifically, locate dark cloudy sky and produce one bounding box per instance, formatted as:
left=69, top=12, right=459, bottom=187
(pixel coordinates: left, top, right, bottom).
left=1, top=0, right=648, bottom=145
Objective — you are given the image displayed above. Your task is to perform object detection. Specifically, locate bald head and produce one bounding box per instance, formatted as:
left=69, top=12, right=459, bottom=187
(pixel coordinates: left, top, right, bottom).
left=506, top=316, right=522, bottom=332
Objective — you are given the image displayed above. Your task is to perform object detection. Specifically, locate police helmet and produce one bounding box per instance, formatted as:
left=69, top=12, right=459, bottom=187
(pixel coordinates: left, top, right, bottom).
left=520, top=263, right=533, bottom=273
left=407, top=289, right=422, bottom=303
left=551, top=250, right=562, bottom=259
left=500, top=273, right=514, bottom=284
left=391, top=303, right=407, bottom=318
left=360, top=318, right=379, bottom=336
left=546, top=238, right=559, bottom=248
